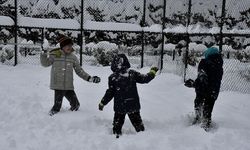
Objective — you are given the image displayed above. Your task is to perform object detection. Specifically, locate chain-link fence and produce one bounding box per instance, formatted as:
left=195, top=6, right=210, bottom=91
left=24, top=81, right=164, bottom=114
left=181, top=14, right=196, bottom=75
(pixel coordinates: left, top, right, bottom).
left=0, top=0, right=250, bottom=93
left=0, top=0, right=15, bottom=65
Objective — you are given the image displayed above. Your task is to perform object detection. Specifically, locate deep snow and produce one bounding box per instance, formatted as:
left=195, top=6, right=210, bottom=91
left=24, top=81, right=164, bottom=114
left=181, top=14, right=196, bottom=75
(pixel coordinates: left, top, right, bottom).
left=0, top=64, right=250, bottom=150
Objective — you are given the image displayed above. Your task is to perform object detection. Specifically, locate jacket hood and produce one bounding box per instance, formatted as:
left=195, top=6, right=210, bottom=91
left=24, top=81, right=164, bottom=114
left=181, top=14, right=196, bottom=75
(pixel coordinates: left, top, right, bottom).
left=111, top=54, right=131, bottom=73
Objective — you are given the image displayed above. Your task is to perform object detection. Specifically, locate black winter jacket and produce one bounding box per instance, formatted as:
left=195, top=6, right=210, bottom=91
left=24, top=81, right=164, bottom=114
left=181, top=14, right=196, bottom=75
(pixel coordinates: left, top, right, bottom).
left=101, top=70, right=155, bottom=113
left=195, top=54, right=223, bottom=99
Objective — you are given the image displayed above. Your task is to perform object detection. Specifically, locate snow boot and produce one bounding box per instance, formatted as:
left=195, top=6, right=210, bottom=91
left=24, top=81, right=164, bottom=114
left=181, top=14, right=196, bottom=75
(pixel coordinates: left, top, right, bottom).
left=115, top=134, right=121, bottom=139
left=201, top=118, right=212, bottom=132
left=49, top=110, right=59, bottom=116
left=192, top=109, right=202, bottom=125
left=113, top=129, right=122, bottom=138
left=192, top=116, right=201, bottom=125
left=69, top=104, right=80, bottom=111
left=135, top=124, right=145, bottom=132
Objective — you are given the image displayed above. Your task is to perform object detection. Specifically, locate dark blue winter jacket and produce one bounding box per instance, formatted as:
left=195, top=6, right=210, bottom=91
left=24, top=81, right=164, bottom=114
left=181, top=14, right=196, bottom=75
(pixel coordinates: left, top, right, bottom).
left=101, top=54, right=155, bottom=113
left=195, top=54, right=223, bottom=100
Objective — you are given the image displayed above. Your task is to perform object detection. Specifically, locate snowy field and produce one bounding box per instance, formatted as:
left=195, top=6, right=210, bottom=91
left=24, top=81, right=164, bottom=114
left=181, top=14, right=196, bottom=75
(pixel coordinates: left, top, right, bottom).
left=0, top=64, right=250, bottom=150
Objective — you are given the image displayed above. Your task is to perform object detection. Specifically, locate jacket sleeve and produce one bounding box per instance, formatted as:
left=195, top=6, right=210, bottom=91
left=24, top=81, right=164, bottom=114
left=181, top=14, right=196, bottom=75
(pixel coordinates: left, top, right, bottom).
left=132, top=70, right=155, bottom=84
left=195, top=69, right=208, bottom=87
left=101, top=76, right=115, bottom=105
left=40, top=52, right=54, bottom=67
left=194, top=60, right=209, bottom=95
left=73, top=56, right=91, bottom=81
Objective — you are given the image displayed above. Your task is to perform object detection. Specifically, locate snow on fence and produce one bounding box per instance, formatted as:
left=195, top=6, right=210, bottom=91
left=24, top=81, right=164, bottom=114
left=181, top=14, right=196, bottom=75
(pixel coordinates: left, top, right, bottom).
left=222, top=28, right=250, bottom=34
left=0, top=17, right=163, bottom=32
left=84, top=20, right=142, bottom=32
left=143, top=24, right=162, bottom=33
left=1, top=15, right=250, bottom=34
left=84, top=21, right=162, bottom=33
left=19, top=17, right=81, bottom=29
left=0, top=16, right=14, bottom=26
left=164, top=24, right=224, bottom=34
left=164, top=25, right=187, bottom=34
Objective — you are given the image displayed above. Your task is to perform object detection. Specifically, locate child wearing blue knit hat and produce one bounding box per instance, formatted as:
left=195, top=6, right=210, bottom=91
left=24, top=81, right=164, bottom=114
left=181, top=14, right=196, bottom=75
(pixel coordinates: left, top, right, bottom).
left=185, top=47, right=223, bottom=131
left=204, top=47, right=220, bottom=59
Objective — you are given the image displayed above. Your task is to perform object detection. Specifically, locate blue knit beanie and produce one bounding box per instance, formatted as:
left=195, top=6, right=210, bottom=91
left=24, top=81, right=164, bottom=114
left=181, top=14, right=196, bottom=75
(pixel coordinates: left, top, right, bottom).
left=204, top=47, right=219, bottom=59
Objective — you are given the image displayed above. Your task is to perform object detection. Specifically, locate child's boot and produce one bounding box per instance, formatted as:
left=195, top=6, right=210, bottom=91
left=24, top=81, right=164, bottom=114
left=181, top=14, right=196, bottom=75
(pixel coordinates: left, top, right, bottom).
left=201, top=118, right=212, bottom=132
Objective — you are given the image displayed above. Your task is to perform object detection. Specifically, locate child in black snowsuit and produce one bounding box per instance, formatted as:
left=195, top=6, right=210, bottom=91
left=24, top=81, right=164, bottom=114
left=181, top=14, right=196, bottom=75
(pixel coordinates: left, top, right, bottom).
left=98, top=54, right=158, bottom=137
left=185, top=47, right=223, bottom=131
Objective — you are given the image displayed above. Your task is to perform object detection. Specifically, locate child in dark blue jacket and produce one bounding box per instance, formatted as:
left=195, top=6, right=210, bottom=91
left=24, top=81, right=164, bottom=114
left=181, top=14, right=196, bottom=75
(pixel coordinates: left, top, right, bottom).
left=98, top=54, right=158, bottom=137
left=185, top=47, right=223, bottom=131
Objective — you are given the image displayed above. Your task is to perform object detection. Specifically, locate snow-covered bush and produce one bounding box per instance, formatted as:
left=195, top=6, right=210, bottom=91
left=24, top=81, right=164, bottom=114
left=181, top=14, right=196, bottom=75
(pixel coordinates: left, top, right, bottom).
left=239, top=64, right=250, bottom=81
left=0, top=28, right=13, bottom=43
left=84, top=42, right=96, bottom=56
left=92, top=41, right=118, bottom=66
left=0, top=45, right=14, bottom=63
left=127, top=45, right=141, bottom=56
left=19, top=40, right=40, bottom=56
left=42, top=38, right=50, bottom=51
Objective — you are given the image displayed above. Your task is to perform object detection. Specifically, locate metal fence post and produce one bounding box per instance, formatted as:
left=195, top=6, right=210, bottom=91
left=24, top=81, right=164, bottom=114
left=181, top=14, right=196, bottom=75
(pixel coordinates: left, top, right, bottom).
left=41, top=28, right=44, bottom=51
left=219, top=0, right=227, bottom=53
left=160, top=0, right=167, bottom=70
left=80, top=0, right=84, bottom=66
left=141, top=32, right=144, bottom=68
left=14, top=0, right=18, bottom=66
left=183, top=0, right=192, bottom=82
left=141, top=0, right=146, bottom=68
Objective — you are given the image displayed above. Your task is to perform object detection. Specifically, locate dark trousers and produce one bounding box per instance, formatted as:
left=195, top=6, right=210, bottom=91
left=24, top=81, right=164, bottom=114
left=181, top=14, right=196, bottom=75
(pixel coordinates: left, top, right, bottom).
left=113, top=111, right=145, bottom=135
left=51, top=90, right=80, bottom=112
left=194, top=94, right=216, bottom=120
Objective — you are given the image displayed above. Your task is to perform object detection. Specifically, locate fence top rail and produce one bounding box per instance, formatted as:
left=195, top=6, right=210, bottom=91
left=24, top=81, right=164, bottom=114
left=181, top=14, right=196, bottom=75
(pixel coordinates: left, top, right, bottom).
left=1, top=25, right=250, bottom=38
left=164, top=32, right=250, bottom=37
left=0, top=43, right=41, bottom=46
left=17, top=25, right=81, bottom=31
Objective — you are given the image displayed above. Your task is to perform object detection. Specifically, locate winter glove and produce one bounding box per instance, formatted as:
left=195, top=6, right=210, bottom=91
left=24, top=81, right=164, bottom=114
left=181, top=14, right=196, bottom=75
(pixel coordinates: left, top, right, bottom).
left=89, top=76, right=101, bottom=83
left=149, top=67, right=159, bottom=76
left=98, top=102, right=104, bottom=111
left=184, top=79, right=195, bottom=88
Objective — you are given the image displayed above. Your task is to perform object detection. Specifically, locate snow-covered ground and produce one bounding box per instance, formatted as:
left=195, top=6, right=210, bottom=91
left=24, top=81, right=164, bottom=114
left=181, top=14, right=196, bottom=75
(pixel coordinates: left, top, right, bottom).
left=0, top=64, right=250, bottom=150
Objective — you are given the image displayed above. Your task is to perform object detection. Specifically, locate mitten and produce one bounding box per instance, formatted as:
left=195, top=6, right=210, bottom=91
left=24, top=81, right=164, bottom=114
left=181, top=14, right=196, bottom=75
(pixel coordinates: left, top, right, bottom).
left=184, top=79, right=195, bottom=88
left=89, top=76, right=101, bottom=83
left=149, top=67, right=159, bottom=76
left=99, top=102, right=104, bottom=111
